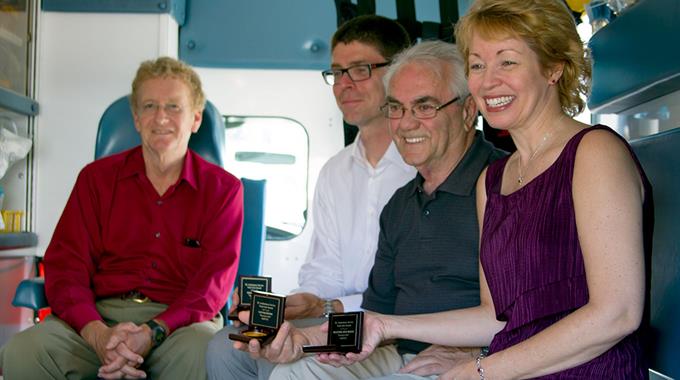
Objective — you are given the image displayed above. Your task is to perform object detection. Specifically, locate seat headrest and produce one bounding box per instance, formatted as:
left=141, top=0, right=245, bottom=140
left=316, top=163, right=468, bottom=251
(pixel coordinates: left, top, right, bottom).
left=95, top=95, right=225, bottom=166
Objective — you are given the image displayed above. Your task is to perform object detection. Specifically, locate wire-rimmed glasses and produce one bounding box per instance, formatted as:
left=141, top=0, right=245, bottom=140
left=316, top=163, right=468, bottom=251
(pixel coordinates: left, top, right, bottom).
left=380, top=96, right=460, bottom=119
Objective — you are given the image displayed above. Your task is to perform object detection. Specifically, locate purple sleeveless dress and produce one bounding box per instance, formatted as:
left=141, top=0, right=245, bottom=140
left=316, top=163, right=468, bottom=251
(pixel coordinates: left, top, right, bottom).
left=480, top=126, right=650, bottom=379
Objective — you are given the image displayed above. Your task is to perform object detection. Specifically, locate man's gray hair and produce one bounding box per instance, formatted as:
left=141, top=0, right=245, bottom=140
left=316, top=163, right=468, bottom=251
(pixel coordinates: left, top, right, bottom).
left=383, top=40, right=469, bottom=102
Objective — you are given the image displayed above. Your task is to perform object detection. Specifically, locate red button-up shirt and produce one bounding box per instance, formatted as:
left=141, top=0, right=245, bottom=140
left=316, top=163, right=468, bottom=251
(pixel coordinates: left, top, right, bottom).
left=44, top=147, right=243, bottom=333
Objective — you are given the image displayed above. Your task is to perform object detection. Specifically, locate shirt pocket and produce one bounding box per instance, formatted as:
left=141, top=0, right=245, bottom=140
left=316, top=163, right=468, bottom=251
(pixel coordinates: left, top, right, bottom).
left=178, top=244, right=203, bottom=276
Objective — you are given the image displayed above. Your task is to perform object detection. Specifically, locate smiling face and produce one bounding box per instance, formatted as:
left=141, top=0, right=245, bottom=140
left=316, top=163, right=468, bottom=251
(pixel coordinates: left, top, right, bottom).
left=386, top=61, right=474, bottom=175
left=466, top=33, right=560, bottom=132
left=331, top=41, right=389, bottom=128
left=133, top=77, right=202, bottom=161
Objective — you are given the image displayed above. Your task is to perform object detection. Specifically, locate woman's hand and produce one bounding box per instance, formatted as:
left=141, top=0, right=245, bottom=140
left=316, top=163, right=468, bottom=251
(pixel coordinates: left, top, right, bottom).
left=437, top=357, right=478, bottom=380
left=400, top=345, right=480, bottom=377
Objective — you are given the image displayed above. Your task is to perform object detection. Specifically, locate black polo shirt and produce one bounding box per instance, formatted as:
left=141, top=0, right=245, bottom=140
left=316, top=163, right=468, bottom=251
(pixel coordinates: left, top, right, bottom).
left=362, top=131, right=506, bottom=354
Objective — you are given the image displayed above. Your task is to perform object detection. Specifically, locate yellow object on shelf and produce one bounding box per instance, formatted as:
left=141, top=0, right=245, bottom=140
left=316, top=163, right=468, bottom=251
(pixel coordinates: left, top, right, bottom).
left=566, top=0, right=589, bottom=13
left=0, top=210, right=23, bottom=233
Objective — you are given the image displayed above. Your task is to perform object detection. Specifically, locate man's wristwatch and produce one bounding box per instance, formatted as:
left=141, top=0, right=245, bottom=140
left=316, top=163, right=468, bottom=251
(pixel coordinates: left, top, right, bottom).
left=145, top=320, right=167, bottom=348
left=323, top=299, right=335, bottom=318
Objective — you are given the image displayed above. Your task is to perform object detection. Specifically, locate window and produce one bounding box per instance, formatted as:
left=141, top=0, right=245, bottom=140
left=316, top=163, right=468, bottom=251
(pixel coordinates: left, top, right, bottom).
left=223, top=116, right=309, bottom=240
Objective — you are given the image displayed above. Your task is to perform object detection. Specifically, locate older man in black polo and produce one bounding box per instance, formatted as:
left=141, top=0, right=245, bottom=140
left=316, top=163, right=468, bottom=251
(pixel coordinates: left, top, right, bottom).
left=231, top=40, right=506, bottom=380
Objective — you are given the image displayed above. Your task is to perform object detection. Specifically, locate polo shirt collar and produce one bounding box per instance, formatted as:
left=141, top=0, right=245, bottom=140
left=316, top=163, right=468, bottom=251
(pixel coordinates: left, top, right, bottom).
left=408, top=131, right=495, bottom=197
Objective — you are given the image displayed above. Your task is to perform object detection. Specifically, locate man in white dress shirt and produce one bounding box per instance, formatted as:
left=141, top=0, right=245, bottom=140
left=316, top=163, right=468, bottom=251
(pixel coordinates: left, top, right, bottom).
left=206, top=15, right=414, bottom=380
left=290, top=18, right=415, bottom=313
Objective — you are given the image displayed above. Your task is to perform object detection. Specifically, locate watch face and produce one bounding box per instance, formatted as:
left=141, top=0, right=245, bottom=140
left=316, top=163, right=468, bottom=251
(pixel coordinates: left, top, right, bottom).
left=152, top=326, right=165, bottom=343
left=147, top=321, right=166, bottom=347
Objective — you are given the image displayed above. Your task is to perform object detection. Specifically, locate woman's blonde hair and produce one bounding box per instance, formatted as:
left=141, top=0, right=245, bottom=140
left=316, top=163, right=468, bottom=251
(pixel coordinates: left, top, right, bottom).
left=455, top=0, right=592, bottom=116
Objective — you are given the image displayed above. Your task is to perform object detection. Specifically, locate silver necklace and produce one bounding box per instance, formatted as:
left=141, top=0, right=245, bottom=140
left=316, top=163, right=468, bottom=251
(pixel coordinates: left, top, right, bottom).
left=517, top=131, right=552, bottom=185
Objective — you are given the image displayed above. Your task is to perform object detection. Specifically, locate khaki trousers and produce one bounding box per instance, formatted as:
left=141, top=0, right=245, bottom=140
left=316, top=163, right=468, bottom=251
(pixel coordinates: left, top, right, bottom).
left=0, top=298, right=222, bottom=380
left=268, top=345, right=439, bottom=380
left=269, top=344, right=403, bottom=380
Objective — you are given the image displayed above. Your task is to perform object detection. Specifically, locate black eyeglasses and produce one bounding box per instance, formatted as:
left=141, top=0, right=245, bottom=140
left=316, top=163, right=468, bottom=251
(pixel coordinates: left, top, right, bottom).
left=380, top=96, right=461, bottom=120
left=321, top=62, right=391, bottom=86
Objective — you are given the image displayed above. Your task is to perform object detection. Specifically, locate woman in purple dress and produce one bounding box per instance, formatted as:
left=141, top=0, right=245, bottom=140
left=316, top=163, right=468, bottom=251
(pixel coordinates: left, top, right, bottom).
left=454, top=0, right=651, bottom=377
left=320, top=0, right=651, bottom=378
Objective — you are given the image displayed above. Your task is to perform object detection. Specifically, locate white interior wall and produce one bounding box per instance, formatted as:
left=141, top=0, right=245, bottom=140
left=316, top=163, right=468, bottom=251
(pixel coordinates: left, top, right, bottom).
left=34, top=12, right=178, bottom=255
left=198, top=68, right=344, bottom=294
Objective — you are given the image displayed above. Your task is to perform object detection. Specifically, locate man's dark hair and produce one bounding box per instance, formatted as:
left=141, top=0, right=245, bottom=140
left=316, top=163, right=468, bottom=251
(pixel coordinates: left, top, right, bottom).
left=332, top=15, right=411, bottom=61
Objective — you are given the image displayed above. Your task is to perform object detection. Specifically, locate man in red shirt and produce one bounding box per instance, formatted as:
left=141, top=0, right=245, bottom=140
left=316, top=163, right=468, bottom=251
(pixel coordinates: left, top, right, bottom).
left=0, top=57, right=243, bottom=380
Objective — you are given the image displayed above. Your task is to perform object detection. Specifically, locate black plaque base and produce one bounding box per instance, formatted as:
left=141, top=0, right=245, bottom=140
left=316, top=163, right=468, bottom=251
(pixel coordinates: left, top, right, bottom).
left=301, top=344, right=351, bottom=353
left=302, top=311, right=363, bottom=353
left=228, top=326, right=275, bottom=345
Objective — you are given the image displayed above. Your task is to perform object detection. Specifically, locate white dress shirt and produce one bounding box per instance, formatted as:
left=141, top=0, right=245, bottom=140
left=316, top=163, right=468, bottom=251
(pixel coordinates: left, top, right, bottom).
left=293, top=135, right=416, bottom=311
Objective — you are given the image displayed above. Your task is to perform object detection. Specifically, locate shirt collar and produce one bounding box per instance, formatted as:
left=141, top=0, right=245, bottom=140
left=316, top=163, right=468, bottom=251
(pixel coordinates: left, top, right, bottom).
left=407, top=130, right=497, bottom=197
left=180, top=150, right=199, bottom=190
left=350, top=132, right=365, bottom=163
left=118, top=146, right=199, bottom=190
left=382, top=140, right=413, bottom=174
left=351, top=132, right=413, bottom=174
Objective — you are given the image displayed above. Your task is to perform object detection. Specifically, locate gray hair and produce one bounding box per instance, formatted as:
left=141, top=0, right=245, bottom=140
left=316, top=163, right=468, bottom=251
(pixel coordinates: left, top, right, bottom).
left=383, top=40, right=469, bottom=102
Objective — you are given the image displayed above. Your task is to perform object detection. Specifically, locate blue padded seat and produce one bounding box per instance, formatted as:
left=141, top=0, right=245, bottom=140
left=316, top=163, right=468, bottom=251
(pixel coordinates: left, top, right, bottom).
left=95, top=95, right=225, bottom=165
left=11, top=277, right=46, bottom=310
left=221, top=178, right=266, bottom=316
left=631, top=128, right=680, bottom=379
left=237, top=178, right=266, bottom=277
